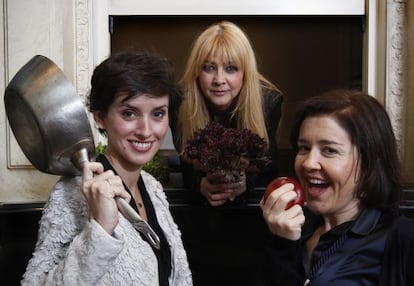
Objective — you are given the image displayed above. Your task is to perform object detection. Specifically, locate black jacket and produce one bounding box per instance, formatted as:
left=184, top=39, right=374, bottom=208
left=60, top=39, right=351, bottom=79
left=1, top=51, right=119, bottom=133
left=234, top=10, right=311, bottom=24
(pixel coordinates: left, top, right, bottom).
left=261, top=207, right=414, bottom=286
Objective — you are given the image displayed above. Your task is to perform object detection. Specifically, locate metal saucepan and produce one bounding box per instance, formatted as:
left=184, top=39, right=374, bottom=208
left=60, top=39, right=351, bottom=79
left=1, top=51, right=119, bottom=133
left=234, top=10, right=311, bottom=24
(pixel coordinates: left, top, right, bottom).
left=4, top=55, right=94, bottom=175
left=4, top=55, right=160, bottom=249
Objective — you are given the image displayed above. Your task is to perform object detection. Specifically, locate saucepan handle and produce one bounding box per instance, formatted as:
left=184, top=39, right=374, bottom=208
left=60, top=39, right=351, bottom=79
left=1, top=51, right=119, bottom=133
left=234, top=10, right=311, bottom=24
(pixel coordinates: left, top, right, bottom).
left=116, top=197, right=161, bottom=249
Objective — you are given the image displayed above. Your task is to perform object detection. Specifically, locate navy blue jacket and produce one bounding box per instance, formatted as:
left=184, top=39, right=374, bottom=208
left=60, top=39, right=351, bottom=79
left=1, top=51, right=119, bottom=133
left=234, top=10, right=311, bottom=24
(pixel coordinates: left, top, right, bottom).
left=261, top=207, right=414, bottom=286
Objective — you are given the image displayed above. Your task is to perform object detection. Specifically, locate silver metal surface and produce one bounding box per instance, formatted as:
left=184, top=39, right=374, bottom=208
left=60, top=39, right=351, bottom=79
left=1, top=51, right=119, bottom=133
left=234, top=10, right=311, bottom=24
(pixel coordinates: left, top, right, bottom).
left=4, top=55, right=95, bottom=176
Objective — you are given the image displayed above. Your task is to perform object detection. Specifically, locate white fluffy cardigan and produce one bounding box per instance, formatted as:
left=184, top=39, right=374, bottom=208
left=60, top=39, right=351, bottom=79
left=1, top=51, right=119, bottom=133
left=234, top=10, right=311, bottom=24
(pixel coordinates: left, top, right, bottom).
left=21, top=171, right=193, bottom=286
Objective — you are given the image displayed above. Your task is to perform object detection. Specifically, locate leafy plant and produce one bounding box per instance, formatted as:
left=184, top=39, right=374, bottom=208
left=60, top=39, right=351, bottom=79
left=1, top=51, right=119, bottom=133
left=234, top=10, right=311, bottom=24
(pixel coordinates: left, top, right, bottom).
left=142, top=153, right=170, bottom=184
left=95, top=142, right=107, bottom=155
left=184, top=122, right=270, bottom=183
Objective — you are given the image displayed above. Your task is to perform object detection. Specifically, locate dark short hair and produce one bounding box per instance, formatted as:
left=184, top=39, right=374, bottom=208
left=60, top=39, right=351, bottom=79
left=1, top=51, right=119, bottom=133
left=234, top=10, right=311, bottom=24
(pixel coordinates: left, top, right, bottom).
left=290, top=89, right=403, bottom=209
left=87, top=50, right=181, bottom=133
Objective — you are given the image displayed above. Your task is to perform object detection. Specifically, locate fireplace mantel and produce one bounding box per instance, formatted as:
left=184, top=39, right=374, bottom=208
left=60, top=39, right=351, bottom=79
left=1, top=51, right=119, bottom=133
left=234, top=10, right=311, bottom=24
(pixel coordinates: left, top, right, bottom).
left=83, top=0, right=374, bottom=145
left=1, top=0, right=412, bottom=204
left=82, top=0, right=371, bottom=151
left=78, top=0, right=411, bottom=183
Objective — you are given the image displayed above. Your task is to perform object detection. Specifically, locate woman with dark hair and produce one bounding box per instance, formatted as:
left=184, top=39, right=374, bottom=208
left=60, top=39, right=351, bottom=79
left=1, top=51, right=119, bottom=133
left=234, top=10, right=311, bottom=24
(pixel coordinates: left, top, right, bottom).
left=22, top=51, right=192, bottom=286
left=261, top=89, right=414, bottom=285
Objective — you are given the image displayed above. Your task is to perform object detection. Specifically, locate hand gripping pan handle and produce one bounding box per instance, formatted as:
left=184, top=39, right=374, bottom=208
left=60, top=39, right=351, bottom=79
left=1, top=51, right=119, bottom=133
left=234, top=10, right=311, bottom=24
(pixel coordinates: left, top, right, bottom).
left=5, top=55, right=160, bottom=249
left=73, top=150, right=161, bottom=249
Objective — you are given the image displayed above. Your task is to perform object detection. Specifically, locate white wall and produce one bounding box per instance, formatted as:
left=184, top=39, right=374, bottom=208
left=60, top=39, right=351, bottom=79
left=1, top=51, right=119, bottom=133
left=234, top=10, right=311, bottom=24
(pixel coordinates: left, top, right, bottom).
left=0, top=0, right=76, bottom=203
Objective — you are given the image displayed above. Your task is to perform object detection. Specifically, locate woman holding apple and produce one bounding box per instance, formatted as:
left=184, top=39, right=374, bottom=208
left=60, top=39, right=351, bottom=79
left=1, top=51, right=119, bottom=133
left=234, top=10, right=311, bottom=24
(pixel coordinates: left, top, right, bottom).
left=170, top=21, right=283, bottom=206
left=261, top=89, right=414, bottom=286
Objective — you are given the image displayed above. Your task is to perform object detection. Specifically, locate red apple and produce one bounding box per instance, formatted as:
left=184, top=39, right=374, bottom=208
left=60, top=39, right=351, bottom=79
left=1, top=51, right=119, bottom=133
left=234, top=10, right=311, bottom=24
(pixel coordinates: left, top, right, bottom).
left=264, top=177, right=305, bottom=209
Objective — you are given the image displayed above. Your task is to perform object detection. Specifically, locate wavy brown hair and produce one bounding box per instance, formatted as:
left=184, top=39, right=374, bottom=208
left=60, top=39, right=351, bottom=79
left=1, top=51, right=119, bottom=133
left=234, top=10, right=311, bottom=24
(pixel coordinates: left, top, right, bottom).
left=290, top=89, right=403, bottom=209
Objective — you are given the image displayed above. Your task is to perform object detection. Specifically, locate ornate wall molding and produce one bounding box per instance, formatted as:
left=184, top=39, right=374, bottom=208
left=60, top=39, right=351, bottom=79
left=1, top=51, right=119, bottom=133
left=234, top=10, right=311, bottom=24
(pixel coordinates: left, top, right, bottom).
left=386, top=0, right=407, bottom=156
left=75, top=0, right=92, bottom=101
left=403, top=0, right=414, bottom=182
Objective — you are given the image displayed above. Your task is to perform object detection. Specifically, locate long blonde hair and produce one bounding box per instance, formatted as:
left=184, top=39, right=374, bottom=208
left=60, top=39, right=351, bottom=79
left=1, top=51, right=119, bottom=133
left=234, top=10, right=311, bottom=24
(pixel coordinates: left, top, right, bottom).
left=178, top=21, right=278, bottom=153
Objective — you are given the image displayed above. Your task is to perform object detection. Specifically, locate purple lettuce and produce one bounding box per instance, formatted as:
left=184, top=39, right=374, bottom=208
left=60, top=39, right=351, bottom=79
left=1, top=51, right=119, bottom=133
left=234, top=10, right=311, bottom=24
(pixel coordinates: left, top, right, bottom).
left=184, top=122, right=270, bottom=182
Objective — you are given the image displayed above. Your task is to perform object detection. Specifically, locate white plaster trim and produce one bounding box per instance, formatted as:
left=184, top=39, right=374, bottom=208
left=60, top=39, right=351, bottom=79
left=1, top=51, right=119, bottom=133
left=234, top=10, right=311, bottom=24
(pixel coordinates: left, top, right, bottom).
left=92, top=0, right=110, bottom=68
left=109, top=0, right=364, bottom=15
left=75, top=0, right=106, bottom=146
left=75, top=0, right=92, bottom=100
left=386, top=0, right=407, bottom=156
left=365, top=0, right=378, bottom=95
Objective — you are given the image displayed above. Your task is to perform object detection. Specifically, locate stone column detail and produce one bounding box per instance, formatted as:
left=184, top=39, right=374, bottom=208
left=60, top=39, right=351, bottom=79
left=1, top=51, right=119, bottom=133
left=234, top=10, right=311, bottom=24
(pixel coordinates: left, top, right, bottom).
left=75, top=0, right=92, bottom=101
left=386, top=0, right=407, bottom=157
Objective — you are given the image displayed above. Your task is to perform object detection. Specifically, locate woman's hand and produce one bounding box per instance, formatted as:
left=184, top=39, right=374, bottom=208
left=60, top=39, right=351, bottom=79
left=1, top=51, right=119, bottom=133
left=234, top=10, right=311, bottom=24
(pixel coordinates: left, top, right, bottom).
left=260, top=183, right=305, bottom=240
left=200, top=171, right=247, bottom=206
left=81, top=161, right=131, bottom=234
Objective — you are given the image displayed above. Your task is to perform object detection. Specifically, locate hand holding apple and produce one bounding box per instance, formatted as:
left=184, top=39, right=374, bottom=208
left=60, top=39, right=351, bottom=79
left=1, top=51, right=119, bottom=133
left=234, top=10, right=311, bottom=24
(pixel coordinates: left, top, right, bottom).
left=263, top=177, right=305, bottom=209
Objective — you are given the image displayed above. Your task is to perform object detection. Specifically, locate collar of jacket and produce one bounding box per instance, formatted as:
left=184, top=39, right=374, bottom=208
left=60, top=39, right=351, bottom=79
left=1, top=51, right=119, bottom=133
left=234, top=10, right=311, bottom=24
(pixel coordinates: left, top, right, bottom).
left=302, top=207, right=384, bottom=238
left=350, top=208, right=382, bottom=235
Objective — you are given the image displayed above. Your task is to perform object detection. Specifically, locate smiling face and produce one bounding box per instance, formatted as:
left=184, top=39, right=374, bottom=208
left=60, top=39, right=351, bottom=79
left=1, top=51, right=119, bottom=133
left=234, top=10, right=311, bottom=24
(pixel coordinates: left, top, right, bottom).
left=95, top=93, right=169, bottom=171
left=198, top=54, right=244, bottom=111
left=294, top=115, right=361, bottom=223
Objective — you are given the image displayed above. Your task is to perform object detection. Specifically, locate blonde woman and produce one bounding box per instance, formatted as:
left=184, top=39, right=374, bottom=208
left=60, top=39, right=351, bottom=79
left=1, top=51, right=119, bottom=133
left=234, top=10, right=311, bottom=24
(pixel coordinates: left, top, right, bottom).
left=170, top=21, right=283, bottom=206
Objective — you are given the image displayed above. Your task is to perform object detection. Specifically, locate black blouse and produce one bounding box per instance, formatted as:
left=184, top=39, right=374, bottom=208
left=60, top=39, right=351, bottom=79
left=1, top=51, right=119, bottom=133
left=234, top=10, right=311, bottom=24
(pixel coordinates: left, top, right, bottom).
left=97, top=154, right=172, bottom=286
